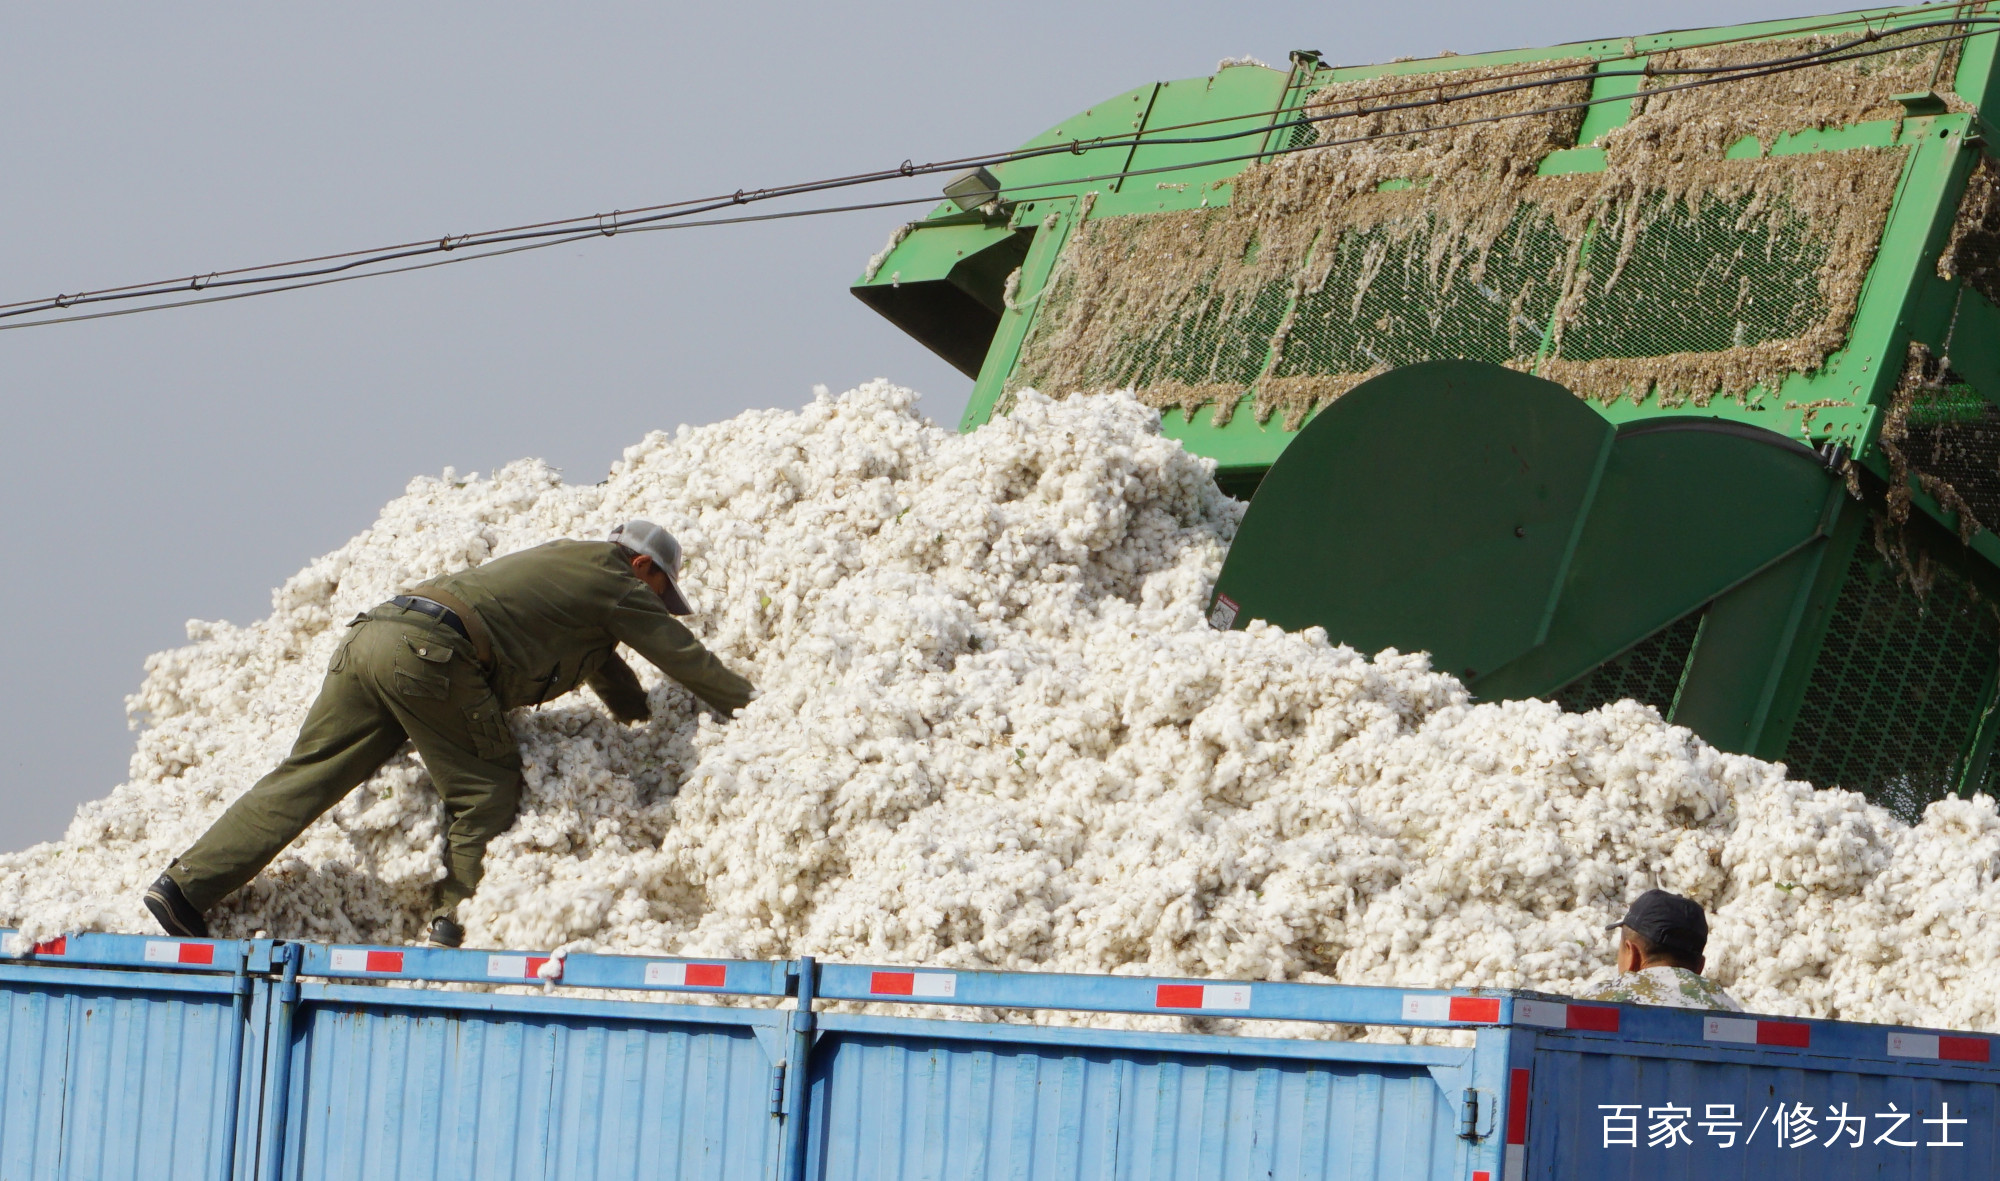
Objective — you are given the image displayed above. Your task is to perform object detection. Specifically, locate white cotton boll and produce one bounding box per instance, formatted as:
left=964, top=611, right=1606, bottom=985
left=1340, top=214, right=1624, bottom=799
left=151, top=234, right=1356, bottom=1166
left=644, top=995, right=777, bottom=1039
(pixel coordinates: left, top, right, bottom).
left=5, top=382, right=2000, bottom=1034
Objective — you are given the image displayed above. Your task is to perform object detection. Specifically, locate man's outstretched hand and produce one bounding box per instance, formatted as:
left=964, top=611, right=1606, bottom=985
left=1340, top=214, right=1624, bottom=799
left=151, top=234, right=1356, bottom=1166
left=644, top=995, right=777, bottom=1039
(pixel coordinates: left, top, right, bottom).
left=585, top=651, right=653, bottom=724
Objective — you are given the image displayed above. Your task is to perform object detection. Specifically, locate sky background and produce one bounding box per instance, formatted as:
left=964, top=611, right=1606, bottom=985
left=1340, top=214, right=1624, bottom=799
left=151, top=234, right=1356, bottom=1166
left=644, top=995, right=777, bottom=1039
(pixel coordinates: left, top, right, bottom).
left=1, top=0, right=1834, bottom=848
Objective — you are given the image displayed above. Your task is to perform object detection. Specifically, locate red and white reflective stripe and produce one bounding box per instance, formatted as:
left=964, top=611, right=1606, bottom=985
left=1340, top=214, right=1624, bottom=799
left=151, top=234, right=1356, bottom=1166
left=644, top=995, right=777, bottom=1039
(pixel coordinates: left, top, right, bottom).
left=143, top=940, right=215, bottom=965
left=1703, top=1016, right=1810, bottom=1048
left=328, top=948, right=404, bottom=974
left=1888, top=1031, right=1991, bottom=1062
left=32, top=937, right=66, bottom=956
left=868, top=971, right=957, bottom=998
left=1153, top=984, right=1252, bottom=1011
left=1401, top=994, right=1501, bottom=1023
left=1513, top=999, right=1620, bottom=1032
left=643, top=962, right=729, bottom=988
left=1504, top=1067, right=1530, bottom=1181
left=487, top=955, right=556, bottom=981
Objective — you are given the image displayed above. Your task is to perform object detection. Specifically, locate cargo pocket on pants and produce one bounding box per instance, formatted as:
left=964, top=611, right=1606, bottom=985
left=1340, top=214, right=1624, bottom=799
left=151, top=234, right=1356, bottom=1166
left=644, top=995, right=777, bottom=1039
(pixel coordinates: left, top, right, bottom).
left=394, top=633, right=455, bottom=700
left=463, top=693, right=515, bottom=761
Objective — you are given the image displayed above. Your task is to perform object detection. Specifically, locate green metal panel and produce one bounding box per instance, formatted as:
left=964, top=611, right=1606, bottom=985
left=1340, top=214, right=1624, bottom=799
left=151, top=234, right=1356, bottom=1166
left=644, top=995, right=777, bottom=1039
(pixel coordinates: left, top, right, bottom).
left=963, top=198, right=1078, bottom=429
left=1208, top=362, right=1613, bottom=681
left=1667, top=542, right=1840, bottom=754
left=885, top=7, right=2000, bottom=498
left=1746, top=499, right=1871, bottom=761
left=1571, top=57, right=1646, bottom=148
left=1101, top=66, right=1292, bottom=214
left=852, top=218, right=1033, bottom=378
left=1954, top=11, right=2000, bottom=114
left=853, top=4, right=2000, bottom=809
left=860, top=219, right=1020, bottom=287
left=938, top=82, right=1167, bottom=219
left=1159, top=402, right=1320, bottom=499
left=1473, top=420, right=1843, bottom=702
left=1830, top=115, right=1983, bottom=459
left=1211, top=363, right=1848, bottom=757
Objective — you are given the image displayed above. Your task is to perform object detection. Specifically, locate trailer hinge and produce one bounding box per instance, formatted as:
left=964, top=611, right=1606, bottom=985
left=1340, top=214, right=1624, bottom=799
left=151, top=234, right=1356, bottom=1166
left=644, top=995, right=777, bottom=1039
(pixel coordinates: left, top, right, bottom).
left=1459, top=1088, right=1481, bottom=1141
left=768, top=1063, right=786, bottom=1116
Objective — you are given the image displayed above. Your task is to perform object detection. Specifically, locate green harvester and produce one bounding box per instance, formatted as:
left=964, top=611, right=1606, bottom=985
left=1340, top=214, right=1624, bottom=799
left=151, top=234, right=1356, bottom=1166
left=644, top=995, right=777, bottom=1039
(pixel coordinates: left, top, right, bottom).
left=855, top=4, right=2000, bottom=820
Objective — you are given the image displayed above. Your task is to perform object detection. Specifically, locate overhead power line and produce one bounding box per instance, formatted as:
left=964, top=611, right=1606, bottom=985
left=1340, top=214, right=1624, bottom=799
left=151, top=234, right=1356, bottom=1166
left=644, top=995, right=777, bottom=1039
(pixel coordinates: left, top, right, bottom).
left=0, top=197, right=955, bottom=330
left=3, top=13, right=1992, bottom=331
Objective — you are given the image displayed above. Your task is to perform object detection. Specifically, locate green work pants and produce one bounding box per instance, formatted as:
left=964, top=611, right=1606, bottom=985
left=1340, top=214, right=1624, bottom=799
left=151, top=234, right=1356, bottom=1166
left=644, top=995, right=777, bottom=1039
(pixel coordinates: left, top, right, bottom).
left=167, top=605, right=522, bottom=919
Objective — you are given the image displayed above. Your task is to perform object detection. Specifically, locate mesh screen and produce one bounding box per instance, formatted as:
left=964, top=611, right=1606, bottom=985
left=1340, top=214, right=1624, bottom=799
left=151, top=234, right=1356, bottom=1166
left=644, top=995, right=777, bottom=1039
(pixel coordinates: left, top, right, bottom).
left=1010, top=208, right=1285, bottom=409
left=1125, top=275, right=1291, bottom=392
left=1013, top=150, right=1899, bottom=422
left=1557, top=190, right=1828, bottom=360
left=1783, top=535, right=2000, bottom=822
left=1900, top=376, right=2000, bottom=531
left=1269, top=204, right=1567, bottom=377
left=1010, top=42, right=1913, bottom=423
left=1553, top=611, right=1704, bottom=716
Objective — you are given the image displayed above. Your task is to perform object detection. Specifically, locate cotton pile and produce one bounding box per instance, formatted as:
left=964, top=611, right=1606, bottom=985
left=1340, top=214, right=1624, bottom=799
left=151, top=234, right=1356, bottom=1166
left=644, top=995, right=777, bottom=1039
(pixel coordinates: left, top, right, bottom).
left=4, top=382, right=1999, bottom=1032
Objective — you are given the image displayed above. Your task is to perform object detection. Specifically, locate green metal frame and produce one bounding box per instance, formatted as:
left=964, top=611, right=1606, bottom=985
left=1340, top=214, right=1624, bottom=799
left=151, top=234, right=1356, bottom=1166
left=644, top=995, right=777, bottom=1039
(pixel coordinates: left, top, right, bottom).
left=859, top=5, right=2000, bottom=493
left=852, top=4, right=2000, bottom=807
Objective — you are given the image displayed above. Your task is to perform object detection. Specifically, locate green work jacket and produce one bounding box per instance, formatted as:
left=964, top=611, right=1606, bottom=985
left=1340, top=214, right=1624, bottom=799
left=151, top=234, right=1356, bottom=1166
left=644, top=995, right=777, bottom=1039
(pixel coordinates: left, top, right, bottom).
left=410, top=539, right=753, bottom=717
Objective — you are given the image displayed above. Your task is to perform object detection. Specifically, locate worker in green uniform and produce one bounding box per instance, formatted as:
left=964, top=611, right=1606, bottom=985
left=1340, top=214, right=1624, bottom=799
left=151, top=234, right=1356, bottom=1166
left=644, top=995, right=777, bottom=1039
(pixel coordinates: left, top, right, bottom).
left=143, top=520, right=754, bottom=947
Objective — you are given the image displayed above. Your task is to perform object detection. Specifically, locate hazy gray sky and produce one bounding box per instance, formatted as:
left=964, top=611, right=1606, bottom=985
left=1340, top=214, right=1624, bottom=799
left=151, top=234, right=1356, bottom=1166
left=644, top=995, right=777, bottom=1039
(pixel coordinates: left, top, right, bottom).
left=1, top=0, right=1825, bottom=848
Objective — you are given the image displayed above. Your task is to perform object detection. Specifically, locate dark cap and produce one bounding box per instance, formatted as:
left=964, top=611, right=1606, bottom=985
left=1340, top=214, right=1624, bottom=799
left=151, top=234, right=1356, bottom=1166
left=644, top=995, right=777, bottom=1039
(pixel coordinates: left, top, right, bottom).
left=1607, top=889, right=1708, bottom=961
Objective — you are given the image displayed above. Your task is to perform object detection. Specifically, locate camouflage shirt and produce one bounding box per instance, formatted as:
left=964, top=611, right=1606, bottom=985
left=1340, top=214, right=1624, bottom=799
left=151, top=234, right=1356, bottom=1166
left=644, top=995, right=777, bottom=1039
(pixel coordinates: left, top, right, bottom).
left=1588, top=966, right=1744, bottom=1012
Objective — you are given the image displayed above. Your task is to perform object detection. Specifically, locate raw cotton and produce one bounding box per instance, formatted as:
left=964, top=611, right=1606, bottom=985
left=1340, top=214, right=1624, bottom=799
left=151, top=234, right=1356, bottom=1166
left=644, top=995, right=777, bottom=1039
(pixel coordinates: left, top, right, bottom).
left=5, top=383, right=2000, bottom=1032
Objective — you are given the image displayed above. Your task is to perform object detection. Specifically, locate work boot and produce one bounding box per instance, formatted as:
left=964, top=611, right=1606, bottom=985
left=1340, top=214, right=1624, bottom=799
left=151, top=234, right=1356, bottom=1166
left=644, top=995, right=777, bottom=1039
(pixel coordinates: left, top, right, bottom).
left=425, top=916, right=464, bottom=948
left=143, top=874, right=209, bottom=939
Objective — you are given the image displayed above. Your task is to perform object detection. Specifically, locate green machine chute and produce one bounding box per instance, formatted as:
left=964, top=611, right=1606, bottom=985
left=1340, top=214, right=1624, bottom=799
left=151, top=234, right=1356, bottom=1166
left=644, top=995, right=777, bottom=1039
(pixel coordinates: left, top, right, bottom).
left=1206, top=362, right=1618, bottom=679
left=855, top=5, right=2000, bottom=818
left=1209, top=361, right=1844, bottom=728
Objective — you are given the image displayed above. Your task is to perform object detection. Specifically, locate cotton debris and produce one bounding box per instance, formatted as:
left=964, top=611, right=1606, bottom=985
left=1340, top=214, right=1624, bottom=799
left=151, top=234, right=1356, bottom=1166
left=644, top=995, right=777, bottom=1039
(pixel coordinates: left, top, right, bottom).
left=3, top=382, right=1999, bottom=1032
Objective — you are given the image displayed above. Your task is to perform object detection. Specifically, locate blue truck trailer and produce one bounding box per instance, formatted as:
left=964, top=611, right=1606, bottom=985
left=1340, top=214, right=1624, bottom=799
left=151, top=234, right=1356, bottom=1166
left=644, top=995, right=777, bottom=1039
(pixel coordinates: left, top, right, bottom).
left=1, top=930, right=1993, bottom=1179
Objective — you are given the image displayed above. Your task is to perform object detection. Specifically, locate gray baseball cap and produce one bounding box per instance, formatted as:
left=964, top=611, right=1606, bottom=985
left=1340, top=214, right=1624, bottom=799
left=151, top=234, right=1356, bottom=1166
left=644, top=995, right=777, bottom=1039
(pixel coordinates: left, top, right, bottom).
left=608, top=519, right=693, bottom=614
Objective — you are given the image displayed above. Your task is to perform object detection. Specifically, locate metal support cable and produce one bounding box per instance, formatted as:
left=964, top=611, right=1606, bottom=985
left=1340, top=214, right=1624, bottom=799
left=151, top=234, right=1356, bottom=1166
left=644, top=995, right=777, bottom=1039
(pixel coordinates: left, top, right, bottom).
left=4, top=16, right=1992, bottom=330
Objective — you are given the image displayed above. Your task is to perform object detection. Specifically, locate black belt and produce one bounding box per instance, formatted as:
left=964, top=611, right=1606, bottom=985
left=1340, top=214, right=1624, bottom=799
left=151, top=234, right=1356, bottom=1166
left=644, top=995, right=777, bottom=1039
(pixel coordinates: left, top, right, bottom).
left=389, top=595, right=472, bottom=643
